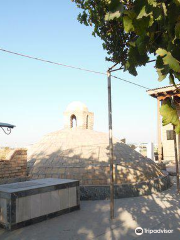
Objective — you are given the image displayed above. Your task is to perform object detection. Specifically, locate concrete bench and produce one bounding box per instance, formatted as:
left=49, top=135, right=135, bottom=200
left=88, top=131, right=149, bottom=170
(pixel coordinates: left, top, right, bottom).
left=0, top=178, right=80, bottom=230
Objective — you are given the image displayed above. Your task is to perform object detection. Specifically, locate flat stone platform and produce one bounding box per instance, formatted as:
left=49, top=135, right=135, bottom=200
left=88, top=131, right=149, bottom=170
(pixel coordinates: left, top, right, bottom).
left=0, top=177, right=179, bottom=240
left=0, top=178, right=80, bottom=230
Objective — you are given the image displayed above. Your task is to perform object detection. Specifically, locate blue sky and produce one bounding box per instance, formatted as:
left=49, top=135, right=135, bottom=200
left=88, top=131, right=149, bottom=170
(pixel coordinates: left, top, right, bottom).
left=0, top=0, right=169, bottom=147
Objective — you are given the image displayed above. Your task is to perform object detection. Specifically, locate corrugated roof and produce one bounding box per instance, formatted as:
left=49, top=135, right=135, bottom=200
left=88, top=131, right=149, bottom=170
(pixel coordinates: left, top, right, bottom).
left=146, top=84, right=180, bottom=92
left=147, top=84, right=180, bottom=98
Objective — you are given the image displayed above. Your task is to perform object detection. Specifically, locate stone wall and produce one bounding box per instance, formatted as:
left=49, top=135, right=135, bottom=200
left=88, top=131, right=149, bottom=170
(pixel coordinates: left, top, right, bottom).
left=80, top=171, right=171, bottom=200
left=0, top=149, right=27, bottom=180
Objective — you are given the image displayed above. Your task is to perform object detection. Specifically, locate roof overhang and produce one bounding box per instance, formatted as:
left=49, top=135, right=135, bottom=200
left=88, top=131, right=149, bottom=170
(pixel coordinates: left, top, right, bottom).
left=147, top=84, right=180, bottom=100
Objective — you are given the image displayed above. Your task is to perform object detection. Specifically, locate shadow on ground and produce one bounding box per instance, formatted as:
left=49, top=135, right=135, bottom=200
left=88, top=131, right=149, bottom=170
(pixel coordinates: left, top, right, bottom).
left=0, top=178, right=179, bottom=240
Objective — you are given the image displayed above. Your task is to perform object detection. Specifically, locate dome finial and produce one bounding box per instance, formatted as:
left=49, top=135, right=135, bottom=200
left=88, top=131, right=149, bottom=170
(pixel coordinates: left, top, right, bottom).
left=64, top=102, right=94, bottom=130
left=66, top=101, right=88, bottom=112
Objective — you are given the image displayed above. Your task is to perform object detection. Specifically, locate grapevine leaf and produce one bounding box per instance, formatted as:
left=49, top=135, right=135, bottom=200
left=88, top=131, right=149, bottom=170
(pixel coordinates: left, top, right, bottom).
left=174, top=72, right=180, bottom=80
left=174, top=0, right=180, bottom=6
left=156, top=48, right=180, bottom=73
left=156, top=68, right=167, bottom=81
left=108, top=0, right=122, bottom=11
left=175, top=22, right=180, bottom=39
left=156, top=48, right=168, bottom=56
left=148, top=0, right=157, bottom=7
left=105, top=4, right=124, bottom=21
left=160, top=98, right=180, bottom=134
left=162, top=3, right=167, bottom=16
left=125, top=61, right=137, bottom=76
left=137, top=6, right=150, bottom=19
left=123, top=16, right=134, bottom=32
left=136, top=35, right=149, bottom=53
left=169, top=73, right=175, bottom=85
left=73, top=0, right=180, bottom=83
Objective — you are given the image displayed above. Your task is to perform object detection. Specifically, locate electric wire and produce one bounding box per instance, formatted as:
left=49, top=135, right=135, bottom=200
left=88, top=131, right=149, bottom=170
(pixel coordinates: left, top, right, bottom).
left=0, top=48, right=150, bottom=90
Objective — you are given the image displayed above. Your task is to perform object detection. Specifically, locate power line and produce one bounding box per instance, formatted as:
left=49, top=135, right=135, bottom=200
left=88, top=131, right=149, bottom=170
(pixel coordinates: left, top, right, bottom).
left=0, top=48, right=149, bottom=90
left=111, top=75, right=149, bottom=90
left=0, top=48, right=105, bottom=76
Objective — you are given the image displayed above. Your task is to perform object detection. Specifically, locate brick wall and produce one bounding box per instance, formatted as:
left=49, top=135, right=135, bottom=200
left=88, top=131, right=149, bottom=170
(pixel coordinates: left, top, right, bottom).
left=30, top=165, right=109, bottom=185
left=0, top=149, right=27, bottom=180
left=30, top=163, right=162, bottom=185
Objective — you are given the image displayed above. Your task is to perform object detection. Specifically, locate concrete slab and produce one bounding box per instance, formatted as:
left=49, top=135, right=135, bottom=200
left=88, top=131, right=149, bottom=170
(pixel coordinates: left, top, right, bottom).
left=0, top=178, right=80, bottom=230
left=0, top=179, right=180, bottom=239
left=0, top=178, right=78, bottom=193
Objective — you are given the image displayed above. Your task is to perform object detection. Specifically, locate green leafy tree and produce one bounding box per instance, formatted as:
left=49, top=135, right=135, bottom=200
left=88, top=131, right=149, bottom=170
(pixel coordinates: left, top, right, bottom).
left=72, top=0, right=180, bottom=133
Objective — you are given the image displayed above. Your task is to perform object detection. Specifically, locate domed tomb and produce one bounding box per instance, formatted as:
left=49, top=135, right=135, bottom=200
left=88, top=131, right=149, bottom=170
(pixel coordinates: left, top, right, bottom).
left=28, top=102, right=164, bottom=185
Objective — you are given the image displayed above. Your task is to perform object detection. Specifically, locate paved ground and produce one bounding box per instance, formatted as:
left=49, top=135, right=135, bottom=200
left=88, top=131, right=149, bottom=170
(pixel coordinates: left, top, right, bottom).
left=166, top=163, right=180, bottom=175
left=0, top=178, right=180, bottom=240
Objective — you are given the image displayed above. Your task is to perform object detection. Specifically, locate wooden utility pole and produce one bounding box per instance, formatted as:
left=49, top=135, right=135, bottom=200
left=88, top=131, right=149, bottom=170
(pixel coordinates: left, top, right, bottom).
left=157, top=99, right=162, bottom=163
left=173, top=125, right=180, bottom=192
left=107, top=70, right=114, bottom=219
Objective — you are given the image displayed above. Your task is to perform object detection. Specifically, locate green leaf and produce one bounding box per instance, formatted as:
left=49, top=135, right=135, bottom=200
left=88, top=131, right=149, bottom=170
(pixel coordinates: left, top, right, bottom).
left=162, top=3, right=167, bottom=16
left=176, top=124, right=180, bottom=133
left=156, top=56, right=169, bottom=81
left=137, top=6, right=151, bottom=19
left=153, top=7, right=162, bottom=21
left=169, top=73, right=175, bottom=85
left=105, top=4, right=124, bottom=21
left=156, top=48, right=167, bottom=56
left=175, top=22, right=180, bottom=39
left=125, top=61, right=137, bottom=76
left=136, top=35, right=147, bottom=53
left=174, top=72, right=180, bottom=81
left=174, top=0, right=180, bottom=6
left=148, top=0, right=157, bottom=7
left=160, top=98, right=180, bottom=134
left=156, top=56, right=164, bottom=68
left=156, top=68, right=167, bottom=81
left=156, top=48, right=180, bottom=73
left=129, top=46, right=149, bottom=65
left=123, top=16, right=134, bottom=32
left=108, top=0, right=121, bottom=11
left=129, top=41, right=136, bottom=47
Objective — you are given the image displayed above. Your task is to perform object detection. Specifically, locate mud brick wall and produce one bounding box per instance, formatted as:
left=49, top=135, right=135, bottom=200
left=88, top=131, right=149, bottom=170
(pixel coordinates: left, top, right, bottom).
left=0, top=149, right=27, bottom=180
left=30, top=165, right=110, bottom=185
left=29, top=161, right=163, bottom=186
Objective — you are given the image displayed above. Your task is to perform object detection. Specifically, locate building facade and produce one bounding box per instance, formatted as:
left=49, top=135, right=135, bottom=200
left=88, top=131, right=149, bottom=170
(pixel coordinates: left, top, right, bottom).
left=147, top=85, right=180, bottom=163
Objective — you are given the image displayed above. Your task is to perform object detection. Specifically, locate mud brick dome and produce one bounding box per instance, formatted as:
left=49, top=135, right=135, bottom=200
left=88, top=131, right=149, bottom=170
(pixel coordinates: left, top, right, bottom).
left=28, top=102, right=164, bottom=185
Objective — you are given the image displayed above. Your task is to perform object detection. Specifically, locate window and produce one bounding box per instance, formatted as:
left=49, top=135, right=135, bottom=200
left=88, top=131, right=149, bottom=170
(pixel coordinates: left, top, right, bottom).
left=70, top=115, right=77, bottom=128
left=166, top=130, right=174, bottom=140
